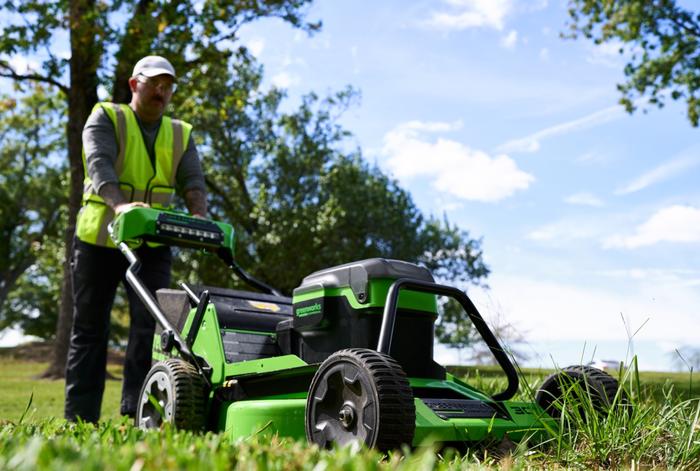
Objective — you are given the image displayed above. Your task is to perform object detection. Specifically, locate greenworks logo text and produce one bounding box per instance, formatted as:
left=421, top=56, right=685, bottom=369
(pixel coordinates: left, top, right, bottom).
left=296, top=303, right=322, bottom=317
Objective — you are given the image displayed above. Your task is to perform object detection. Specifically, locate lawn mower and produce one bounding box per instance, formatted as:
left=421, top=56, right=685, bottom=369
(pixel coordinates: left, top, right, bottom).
left=108, top=207, right=623, bottom=450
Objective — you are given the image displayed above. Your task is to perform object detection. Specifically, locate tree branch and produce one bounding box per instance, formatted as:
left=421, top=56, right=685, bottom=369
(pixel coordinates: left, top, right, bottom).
left=0, top=63, right=69, bottom=94
left=665, top=7, right=700, bottom=39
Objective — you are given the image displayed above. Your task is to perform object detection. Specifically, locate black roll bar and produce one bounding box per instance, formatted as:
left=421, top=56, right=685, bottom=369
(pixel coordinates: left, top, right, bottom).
left=377, top=278, right=519, bottom=401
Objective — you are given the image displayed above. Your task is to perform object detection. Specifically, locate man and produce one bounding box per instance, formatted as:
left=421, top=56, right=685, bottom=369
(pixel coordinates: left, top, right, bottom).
left=65, top=56, right=207, bottom=422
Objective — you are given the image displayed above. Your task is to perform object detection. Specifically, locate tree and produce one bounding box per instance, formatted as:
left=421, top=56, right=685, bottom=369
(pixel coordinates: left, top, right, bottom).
left=435, top=298, right=476, bottom=364
left=0, top=85, right=66, bottom=336
left=170, top=51, right=490, bottom=293
left=565, top=0, right=700, bottom=126
left=436, top=299, right=529, bottom=366
left=0, top=0, right=319, bottom=378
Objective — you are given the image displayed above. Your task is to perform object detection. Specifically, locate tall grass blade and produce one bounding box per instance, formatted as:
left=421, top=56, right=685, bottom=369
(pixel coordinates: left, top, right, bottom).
left=18, top=392, right=33, bottom=425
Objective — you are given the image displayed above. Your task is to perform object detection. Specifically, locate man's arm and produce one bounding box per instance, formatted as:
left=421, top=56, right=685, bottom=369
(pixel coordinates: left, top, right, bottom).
left=184, top=188, right=207, bottom=218
left=84, top=107, right=151, bottom=214
left=84, top=107, right=121, bottom=197
left=176, top=130, right=207, bottom=218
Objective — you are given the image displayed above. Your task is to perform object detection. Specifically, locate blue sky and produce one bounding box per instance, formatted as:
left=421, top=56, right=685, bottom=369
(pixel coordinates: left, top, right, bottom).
left=236, top=0, right=700, bottom=371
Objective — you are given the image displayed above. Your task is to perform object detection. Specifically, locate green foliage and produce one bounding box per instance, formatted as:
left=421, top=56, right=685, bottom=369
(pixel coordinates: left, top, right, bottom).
left=0, top=1, right=489, bottom=352
left=172, top=50, right=489, bottom=294
left=0, top=85, right=67, bottom=336
left=0, top=0, right=322, bottom=356
left=0, top=0, right=319, bottom=95
left=565, top=0, right=700, bottom=126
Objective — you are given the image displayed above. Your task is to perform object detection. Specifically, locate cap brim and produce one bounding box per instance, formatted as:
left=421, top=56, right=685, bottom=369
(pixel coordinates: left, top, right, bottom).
left=139, top=67, right=176, bottom=78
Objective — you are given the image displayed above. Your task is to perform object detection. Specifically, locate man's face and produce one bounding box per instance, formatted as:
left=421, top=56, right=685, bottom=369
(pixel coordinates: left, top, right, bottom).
left=129, top=73, right=176, bottom=121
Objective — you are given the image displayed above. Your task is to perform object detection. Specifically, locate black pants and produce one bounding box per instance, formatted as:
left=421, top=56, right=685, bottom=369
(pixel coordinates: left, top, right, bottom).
left=64, top=239, right=172, bottom=423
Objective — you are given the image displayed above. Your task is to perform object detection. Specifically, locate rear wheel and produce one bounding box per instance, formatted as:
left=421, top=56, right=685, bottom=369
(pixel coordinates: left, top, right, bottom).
left=536, top=365, right=623, bottom=419
left=136, top=358, right=208, bottom=431
left=305, top=348, right=415, bottom=451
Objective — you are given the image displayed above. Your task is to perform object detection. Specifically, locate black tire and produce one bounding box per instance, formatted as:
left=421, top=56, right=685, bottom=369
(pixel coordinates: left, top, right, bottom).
left=136, top=358, right=208, bottom=431
left=535, top=365, right=623, bottom=419
left=305, top=348, right=415, bottom=451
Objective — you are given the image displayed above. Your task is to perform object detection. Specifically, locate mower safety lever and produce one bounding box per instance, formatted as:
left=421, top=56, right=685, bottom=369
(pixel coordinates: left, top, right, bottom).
left=186, top=290, right=209, bottom=349
left=378, top=278, right=520, bottom=402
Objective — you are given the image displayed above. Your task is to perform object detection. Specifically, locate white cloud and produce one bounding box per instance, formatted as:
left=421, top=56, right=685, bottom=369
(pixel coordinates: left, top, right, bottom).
left=527, top=218, right=604, bottom=243
left=8, top=56, right=39, bottom=74
left=281, top=54, right=306, bottom=68
left=586, top=40, right=627, bottom=68
left=501, top=30, right=518, bottom=49
left=381, top=121, right=534, bottom=202
left=615, top=151, right=700, bottom=195
left=564, top=192, right=604, bottom=207
left=498, top=104, right=625, bottom=154
left=539, top=47, right=550, bottom=61
left=400, top=120, right=463, bottom=133
left=605, top=205, right=700, bottom=249
left=575, top=151, right=610, bottom=165
left=468, top=273, right=700, bottom=345
left=424, top=0, right=514, bottom=31
left=270, top=71, right=300, bottom=88
left=598, top=268, right=700, bottom=287
left=245, top=38, right=265, bottom=57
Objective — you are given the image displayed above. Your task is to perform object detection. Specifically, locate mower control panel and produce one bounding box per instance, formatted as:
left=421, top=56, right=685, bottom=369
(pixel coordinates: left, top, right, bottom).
left=110, top=207, right=235, bottom=253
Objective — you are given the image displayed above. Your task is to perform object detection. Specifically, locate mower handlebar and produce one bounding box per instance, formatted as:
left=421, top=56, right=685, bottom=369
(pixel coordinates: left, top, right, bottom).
left=378, top=278, right=519, bottom=402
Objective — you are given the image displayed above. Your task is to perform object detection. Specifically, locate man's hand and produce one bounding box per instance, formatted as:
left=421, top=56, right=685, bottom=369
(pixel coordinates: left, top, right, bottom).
left=115, top=201, right=150, bottom=214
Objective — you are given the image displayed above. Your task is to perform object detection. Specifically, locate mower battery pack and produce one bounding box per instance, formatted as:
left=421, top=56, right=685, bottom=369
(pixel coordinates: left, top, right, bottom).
left=283, top=258, right=445, bottom=378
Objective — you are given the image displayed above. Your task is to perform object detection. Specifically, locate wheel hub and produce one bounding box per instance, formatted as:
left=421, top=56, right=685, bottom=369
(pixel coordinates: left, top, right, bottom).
left=338, top=404, right=356, bottom=429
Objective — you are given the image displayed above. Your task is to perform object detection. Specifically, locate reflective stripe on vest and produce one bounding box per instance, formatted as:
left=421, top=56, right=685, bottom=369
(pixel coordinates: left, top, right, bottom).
left=76, top=102, right=192, bottom=247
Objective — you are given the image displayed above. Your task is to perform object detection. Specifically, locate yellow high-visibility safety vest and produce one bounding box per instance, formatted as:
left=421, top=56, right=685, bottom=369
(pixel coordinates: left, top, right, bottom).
left=76, top=102, right=192, bottom=247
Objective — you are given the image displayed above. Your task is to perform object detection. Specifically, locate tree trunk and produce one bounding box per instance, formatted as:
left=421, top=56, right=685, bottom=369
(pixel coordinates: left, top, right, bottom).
left=112, top=0, right=153, bottom=104
left=41, top=0, right=101, bottom=379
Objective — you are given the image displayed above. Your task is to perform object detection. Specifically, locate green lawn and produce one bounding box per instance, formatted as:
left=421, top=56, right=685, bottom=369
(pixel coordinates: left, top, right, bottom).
left=448, top=364, right=699, bottom=402
left=2, top=360, right=695, bottom=422
left=1, top=360, right=698, bottom=470
left=0, top=361, right=123, bottom=423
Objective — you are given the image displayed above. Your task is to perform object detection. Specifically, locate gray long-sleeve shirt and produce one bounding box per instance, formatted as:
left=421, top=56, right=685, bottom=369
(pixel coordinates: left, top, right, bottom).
left=82, top=106, right=206, bottom=195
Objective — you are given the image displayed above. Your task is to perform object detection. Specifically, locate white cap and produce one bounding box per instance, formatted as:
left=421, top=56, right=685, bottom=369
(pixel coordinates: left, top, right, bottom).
left=132, top=55, right=176, bottom=78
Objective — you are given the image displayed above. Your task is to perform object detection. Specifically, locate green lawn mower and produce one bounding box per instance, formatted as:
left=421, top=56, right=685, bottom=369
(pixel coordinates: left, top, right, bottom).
left=109, top=207, right=623, bottom=450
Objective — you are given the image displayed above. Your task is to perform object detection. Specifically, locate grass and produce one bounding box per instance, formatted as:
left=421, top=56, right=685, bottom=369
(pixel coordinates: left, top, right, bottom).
left=0, top=361, right=123, bottom=423
left=1, top=359, right=698, bottom=470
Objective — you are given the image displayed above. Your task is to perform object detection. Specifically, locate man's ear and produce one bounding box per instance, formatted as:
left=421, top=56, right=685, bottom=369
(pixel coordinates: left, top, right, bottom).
left=128, top=77, right=138, bottom=93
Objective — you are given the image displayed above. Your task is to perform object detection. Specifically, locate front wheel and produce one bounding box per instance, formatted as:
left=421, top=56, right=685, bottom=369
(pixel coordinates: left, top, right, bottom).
left=305, top=348, right=415, bottom=451
left=136, top=358, right=208, bottom=431
left=535, top=365, right=624, bottom=419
